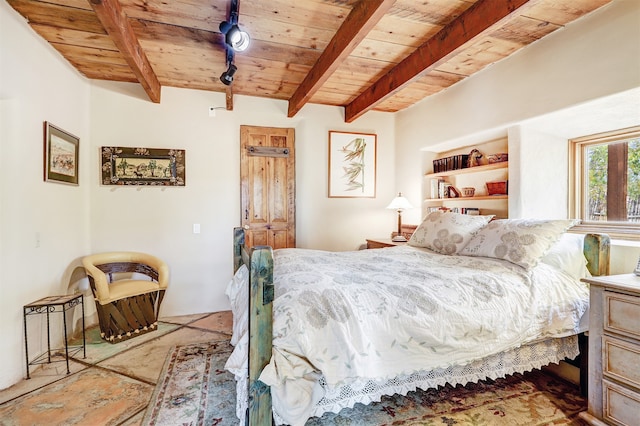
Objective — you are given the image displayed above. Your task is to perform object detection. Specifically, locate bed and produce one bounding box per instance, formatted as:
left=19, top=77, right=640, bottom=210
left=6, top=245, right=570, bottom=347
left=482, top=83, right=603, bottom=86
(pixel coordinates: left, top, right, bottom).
left=225, top=213, right=610, bottom=426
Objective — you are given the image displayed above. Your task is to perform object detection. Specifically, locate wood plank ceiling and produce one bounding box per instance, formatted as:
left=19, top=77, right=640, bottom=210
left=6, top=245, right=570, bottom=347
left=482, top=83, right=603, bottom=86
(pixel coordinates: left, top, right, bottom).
left=7, top=0, right=612, bottom=122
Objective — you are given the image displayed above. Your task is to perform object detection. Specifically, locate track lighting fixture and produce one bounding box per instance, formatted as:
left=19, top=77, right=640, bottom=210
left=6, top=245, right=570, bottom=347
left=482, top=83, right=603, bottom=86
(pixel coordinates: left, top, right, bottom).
left=218, top=0, right=248, bottom=86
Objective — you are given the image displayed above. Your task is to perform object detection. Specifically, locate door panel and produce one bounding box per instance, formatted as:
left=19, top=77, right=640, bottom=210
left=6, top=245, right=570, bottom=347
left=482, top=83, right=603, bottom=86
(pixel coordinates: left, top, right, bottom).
left=240, top=125, right=295, bottom=249
left=249, top=158, right=268, bottom=224
left=271, top=157, right=288, bottom=223
left=249, top=230, right=269, bottom=248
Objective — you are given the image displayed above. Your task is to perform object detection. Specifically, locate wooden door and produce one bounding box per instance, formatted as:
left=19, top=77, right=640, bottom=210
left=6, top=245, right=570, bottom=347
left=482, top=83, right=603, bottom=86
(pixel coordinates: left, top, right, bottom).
left=240, top=125, right=295, bottom=249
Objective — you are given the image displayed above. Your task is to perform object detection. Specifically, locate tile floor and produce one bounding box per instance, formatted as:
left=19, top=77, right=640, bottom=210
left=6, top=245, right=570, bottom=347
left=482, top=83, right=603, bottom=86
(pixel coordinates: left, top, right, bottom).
left=0, top=311, right=234, bottom=425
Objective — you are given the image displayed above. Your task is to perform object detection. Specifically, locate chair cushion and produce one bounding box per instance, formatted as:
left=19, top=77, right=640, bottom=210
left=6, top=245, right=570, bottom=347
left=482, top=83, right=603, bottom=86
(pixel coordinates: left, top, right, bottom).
left=97, top=279, right=161, bottom=305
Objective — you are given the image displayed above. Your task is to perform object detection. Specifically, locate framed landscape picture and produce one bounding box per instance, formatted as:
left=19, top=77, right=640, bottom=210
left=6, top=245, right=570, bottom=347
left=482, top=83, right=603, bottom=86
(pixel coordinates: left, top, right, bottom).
left=328, top=131, right=377, bottom=198
left=101, top=146, right=185, bottom=186
left=44, top=121, right=79, bottom=185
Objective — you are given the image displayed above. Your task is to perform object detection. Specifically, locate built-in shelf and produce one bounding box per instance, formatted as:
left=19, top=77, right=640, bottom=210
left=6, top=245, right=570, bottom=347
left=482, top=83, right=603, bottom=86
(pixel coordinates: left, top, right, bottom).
left=425, top=162, right=508, bottom=178
left=423, top=159, right=508, bottom=218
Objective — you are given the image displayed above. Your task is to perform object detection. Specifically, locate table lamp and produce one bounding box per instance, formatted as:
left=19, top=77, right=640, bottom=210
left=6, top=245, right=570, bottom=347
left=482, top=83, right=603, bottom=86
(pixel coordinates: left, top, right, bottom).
left=386, top=192, right=413, bottom=242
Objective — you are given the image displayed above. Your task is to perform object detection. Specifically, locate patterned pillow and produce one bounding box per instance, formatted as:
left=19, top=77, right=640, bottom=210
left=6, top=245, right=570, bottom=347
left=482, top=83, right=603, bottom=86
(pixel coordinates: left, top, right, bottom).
left=460, top=219, right=580, bottom=270
left=408, top=211, right=493, bottom=255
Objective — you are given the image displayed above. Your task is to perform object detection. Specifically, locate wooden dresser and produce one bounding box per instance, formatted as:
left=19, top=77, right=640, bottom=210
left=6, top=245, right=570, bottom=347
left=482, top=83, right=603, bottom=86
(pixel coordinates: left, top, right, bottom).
left=580, top=274, right=640, bottom=426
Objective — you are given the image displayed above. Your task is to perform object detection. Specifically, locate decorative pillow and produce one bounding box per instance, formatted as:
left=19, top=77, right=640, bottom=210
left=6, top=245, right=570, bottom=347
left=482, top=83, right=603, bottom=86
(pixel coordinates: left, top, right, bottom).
left=408, top=211, right=493, bottom=255
left=541, top=232, right=591, bottom=279
left=460, top=218, right=579, bottom=270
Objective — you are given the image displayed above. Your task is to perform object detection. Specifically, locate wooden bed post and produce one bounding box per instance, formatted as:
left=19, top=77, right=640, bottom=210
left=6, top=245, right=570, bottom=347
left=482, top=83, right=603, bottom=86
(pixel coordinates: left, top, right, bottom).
left=247, top=245, right=274, bottom=425
left=583, top=233, right=610, bottom=277
left=233, top=227, right=274, bottom=424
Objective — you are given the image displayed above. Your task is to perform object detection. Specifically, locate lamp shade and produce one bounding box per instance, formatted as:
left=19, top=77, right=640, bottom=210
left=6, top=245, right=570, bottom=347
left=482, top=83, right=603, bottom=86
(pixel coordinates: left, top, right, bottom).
left=386, top=192, right=413, bottom=211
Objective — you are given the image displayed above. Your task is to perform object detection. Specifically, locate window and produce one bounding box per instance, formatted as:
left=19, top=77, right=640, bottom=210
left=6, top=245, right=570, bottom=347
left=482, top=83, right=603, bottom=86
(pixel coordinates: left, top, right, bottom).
left=570, top=126, right=640, bottom=240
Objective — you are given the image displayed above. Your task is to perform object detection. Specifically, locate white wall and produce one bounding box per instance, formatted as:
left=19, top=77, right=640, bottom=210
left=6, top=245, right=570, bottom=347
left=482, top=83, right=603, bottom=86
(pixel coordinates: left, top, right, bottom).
left=88, top=85, right=396, bottom=317
left=1, top=2, right=91, bottom=389
left=396, top=0, right=640, bottom=271
left=507, top=126, right=570, bottom=219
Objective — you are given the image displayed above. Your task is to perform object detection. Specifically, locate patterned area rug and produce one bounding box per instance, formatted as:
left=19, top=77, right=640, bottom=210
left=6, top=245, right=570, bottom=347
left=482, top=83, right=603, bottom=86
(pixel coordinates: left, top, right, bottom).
left=144, top=340, right=586, bottom=425
left=308, top=370, right=586, bottom=425
left=142, top=340, right=236, bottom=426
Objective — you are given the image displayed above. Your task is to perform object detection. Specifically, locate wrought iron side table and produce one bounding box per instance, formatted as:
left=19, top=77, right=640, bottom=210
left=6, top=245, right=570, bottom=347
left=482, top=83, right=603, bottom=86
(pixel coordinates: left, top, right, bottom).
left=23, top=294, right=86, bottom=379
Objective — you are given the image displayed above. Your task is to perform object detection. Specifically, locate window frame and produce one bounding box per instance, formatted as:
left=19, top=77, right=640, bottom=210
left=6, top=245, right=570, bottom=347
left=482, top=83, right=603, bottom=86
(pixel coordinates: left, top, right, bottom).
left=569, top=125, right=640, bottom=241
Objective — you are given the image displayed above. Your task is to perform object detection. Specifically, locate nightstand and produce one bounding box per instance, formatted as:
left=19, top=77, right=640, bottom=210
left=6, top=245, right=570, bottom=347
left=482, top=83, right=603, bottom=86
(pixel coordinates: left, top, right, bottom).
left=366, top=238, right=408, bottom=249
left=579, top=274, right=640, bottom=426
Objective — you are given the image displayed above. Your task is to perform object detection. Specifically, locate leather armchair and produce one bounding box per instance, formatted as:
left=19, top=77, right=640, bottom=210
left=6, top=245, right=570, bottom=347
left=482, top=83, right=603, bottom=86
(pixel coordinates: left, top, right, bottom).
left=82, top=251, right=169, bottom=343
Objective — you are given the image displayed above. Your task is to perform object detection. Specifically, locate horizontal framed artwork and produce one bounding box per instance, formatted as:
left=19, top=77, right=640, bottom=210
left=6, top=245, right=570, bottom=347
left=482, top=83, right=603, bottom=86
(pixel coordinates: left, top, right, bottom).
left=44, top=122, right=79, bottom=185
left=101, top=146, right=185, bottom=186
left=328, top=131, right=377, bottom=198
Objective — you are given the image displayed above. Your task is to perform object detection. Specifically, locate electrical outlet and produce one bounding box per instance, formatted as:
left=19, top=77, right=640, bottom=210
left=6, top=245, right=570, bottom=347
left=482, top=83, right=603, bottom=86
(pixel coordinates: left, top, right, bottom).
left=193, top=224, right=201, bottom=234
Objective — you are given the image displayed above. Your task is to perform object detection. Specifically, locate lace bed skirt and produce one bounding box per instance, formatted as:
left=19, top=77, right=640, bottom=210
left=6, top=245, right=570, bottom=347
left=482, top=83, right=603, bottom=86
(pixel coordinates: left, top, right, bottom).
left=236, top=335, right=579, bottom=425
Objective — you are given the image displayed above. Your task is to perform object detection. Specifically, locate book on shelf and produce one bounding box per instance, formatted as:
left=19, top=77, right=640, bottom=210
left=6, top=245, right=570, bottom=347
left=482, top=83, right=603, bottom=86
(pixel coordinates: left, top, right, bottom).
left=439, top=182, right=452, bottom=199
left=449, top=207, right=480, bottom=215
left=430, top=178, right=442, bottom=199
left=432, top=154, right=470, bottom=173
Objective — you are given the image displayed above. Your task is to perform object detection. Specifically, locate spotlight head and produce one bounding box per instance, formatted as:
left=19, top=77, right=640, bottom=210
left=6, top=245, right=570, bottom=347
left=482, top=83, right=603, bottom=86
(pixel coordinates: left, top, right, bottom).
left=219, top=21, right=250, bottom=52
left=220, top=64, right=237, bottom=85
left=227, top=27, right=250, bottom=52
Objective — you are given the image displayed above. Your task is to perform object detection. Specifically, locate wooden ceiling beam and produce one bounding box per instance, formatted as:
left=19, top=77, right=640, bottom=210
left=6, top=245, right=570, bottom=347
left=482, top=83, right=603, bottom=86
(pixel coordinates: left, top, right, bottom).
left=287, top=0, right=396, bottom=118
left=344, top=0, right=531, bottom=122
left=226, top=85, right=234, bottom=111
left=89, top=0, right=161, bottom=103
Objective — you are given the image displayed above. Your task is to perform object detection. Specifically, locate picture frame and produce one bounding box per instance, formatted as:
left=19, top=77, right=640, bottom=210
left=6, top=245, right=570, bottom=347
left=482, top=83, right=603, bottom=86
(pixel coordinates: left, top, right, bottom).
left=44, top=122, right=79, bottom=185
left=328, top=131, right=377, bottom=198
left=101, top=146, right=185, bottom=186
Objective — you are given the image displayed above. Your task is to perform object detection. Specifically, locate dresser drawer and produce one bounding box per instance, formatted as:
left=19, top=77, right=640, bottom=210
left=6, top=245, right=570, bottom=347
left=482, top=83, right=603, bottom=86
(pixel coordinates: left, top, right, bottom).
left=604, top=291, right=640, bottom=340
left=603, top=379, right=640, bottom=426
left=603, top=336, right=640, bottom=390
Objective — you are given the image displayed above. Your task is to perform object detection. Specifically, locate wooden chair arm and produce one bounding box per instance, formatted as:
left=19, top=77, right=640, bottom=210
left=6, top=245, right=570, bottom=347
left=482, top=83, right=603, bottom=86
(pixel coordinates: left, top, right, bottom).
left=82, top=251, right=169, bottom=302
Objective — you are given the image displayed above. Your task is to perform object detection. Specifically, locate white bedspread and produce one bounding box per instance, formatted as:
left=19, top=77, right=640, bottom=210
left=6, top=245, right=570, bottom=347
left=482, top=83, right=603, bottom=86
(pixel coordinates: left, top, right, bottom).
left=225, top=245, right=589, bottom=426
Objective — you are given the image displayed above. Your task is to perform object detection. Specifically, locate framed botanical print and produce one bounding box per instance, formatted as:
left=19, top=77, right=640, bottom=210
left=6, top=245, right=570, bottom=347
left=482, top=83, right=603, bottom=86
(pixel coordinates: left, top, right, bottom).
left=328, top=131, right=377, bottom=198
left=44, top=122, right=79, bottom=185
